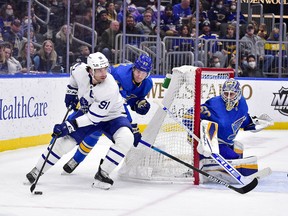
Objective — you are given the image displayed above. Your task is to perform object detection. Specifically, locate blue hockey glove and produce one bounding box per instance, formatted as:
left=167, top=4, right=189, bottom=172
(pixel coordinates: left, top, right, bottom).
left=65, top=85, right=79, bottom=111
left=52, top=120, right=78, bottom=138
left=134, top=99, right=150, bottom=115
left=131, top=123, right=142, bottom=147
left=79, top=97, right=90, bottom=113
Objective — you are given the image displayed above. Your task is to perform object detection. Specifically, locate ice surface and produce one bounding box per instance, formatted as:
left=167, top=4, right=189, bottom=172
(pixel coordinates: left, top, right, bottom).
left=0, top=130, right=287, bottom=216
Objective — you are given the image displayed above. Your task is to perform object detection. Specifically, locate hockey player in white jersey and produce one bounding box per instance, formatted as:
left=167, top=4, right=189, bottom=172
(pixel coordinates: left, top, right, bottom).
left=62, top=54, right=153, bottom=174
left=26, top=52, right=134, bottom=189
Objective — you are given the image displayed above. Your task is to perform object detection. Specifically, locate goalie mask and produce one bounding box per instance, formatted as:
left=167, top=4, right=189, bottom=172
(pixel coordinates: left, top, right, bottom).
left=221, top=78, right=242, bottom=111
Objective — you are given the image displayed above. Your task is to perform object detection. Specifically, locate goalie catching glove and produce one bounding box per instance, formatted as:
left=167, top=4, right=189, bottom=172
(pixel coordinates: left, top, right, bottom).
left=53, top=120, right=78, bottom=138
left=133, top=99, right=150, bottom=115
left=248, top=114, right=274, bottom=132
left=131, top=123, right=142, bottom=147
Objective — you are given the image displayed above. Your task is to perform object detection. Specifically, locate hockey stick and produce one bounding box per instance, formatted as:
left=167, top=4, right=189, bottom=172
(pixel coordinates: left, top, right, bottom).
left=155, top=101, right=256, bottom=185
left=139, top=139, right=258, bottom=194
left=30, top=106, right=72, bottom=193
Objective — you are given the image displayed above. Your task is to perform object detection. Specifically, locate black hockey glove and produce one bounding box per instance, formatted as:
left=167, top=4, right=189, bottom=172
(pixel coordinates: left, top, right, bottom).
left=65, top=85, right=79, bottom=111
left=134, top=99, right=150, bottom=115
left=52, top=120, right=78, bottom=138
left=131, top=123, right=142, bottom=147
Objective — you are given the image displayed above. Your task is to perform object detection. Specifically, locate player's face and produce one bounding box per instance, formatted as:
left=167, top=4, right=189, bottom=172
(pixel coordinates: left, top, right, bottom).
left=133, top=69, right=147, bottom=84
left=91, top=67, right=108, bottom=84
left=223, top=91, right=237, bottom=101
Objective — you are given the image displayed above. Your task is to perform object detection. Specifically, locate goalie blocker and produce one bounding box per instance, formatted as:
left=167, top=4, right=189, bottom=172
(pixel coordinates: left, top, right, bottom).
left=198, top=120, right=258, bottom=184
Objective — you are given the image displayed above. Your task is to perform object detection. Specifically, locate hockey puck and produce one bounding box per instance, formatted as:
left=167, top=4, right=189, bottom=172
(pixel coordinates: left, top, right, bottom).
left=34, top=191, right=43, bottom=195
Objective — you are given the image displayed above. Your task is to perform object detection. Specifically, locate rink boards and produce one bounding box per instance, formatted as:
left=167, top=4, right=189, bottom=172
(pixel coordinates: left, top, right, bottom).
left=0, top=74, right=287, bottom=151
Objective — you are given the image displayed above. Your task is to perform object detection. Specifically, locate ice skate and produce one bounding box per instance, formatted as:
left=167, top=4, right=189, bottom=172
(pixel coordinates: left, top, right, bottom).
left=26, top=167, right=41, bottom=184
left=92, top=159, right=114, bottom=190
left=63, top=158, right=79, bottom=174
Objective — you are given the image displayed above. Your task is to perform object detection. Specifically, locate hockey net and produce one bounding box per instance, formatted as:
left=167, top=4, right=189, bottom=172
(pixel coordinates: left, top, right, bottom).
left=119, top=66, right=234, bottom=184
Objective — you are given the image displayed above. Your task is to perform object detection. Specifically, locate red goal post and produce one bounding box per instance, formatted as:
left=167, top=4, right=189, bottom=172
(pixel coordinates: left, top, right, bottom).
left=119, top=66, right=234, bottom=185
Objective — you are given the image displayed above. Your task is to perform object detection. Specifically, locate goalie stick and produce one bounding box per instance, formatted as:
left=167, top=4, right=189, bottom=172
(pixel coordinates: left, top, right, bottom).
left=249, top=167, right=272, bottom=180
left=139, top=139, right=258, bottom=194
left=155, top=101, right=260, bottom=185
left=30, top=106, right=72, bottom=194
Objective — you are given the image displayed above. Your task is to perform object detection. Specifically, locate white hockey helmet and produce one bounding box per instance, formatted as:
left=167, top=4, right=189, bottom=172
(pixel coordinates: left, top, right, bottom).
left=221, top=78, right=242, bottom=111
left=87, top=52, right=109, bottom=70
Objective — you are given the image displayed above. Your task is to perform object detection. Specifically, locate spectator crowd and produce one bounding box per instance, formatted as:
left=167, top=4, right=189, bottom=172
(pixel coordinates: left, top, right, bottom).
left=0, top=0, right=287, bottom=77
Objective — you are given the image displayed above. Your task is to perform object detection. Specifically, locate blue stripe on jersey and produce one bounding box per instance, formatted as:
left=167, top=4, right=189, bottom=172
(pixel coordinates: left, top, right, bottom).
left=105, top=155, right=119, bottom=165
left=88, top=110, right=107, bottom=118
left=47, top=146, right=61, bottom=159
left=110, top=147, right=125, bottom=158
left=41, top=154, right=55, bottom=166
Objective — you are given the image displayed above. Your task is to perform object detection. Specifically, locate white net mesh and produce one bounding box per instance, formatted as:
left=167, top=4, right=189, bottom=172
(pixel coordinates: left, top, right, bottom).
left=119, top=66, right=233, bottom=183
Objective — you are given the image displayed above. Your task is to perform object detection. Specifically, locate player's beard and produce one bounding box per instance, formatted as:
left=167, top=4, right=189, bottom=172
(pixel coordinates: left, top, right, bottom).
left=94, top=74, right=107, bottom=84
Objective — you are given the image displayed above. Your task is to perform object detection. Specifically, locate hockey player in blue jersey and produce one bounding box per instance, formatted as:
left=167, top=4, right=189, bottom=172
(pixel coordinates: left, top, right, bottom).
left=62, top=54, right=153, bottom=174
left=26, top=52, right=136, bottom=189
left=183, top=78, right=273, bottom=183
left=109, top=54, right=153, bottom=119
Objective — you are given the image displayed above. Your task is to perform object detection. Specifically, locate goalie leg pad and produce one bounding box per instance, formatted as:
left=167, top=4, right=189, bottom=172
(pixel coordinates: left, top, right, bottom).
left=233, top=140, right=244, bottom=159
left=199, top=156, right=258, bottom=184
left=198, top=120, right=219, bottom=157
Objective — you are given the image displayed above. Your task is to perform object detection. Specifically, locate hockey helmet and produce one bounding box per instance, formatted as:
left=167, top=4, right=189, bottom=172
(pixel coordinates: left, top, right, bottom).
left=87, top=52, right=109, bottom=70
left=134, top=54, right=152, bottom=74
left=221, top=78, right=242, bottom=111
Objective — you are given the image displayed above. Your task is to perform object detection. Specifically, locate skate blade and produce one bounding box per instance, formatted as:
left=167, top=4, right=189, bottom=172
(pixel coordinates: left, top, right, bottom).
left=91, top=181, right=112, bottom=190
left=61, top=170, right=72, bottom=175
left=23, top=180, right=32, bottom=185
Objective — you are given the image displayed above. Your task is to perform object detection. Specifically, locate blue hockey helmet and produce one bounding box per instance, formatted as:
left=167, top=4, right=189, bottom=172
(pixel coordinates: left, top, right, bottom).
left=134, top=54, right=152, bottom=74
left=221, top=78, right=242, bottom=111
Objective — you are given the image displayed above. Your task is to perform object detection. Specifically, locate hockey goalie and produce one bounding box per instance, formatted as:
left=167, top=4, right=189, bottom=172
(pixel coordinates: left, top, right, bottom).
left=183, top=78, right=274, bottom=184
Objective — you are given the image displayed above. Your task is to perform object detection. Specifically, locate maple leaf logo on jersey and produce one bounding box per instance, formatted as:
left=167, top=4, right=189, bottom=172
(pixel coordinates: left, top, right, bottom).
left=271, top=87, right=288, bottom=116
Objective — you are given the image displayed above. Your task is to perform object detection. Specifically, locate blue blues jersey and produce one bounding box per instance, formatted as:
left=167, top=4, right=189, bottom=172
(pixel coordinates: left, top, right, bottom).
left=200, top=96, right=253, bottom=145
left=185, top=96, right=254, bottom=146
left=109, top=63, right=153, bottom=109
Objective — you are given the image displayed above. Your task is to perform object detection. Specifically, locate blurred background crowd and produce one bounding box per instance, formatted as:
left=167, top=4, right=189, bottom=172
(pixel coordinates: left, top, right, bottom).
left=0, top=0, right=287, bottom=77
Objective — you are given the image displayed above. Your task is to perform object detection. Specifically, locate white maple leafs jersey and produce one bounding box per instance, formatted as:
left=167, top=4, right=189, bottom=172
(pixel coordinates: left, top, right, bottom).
left=69, top=62, right=92, bottom=98
left=69, top=63, right=126, bottom=127
left=81, top=73, right=126, bottom=125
